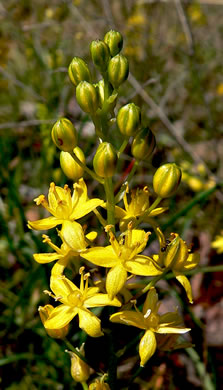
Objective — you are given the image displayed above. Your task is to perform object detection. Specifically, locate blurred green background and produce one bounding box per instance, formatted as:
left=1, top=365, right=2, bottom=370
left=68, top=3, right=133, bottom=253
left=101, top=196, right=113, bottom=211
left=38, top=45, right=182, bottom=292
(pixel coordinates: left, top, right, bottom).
left=1, top=0, right=223, bottom=389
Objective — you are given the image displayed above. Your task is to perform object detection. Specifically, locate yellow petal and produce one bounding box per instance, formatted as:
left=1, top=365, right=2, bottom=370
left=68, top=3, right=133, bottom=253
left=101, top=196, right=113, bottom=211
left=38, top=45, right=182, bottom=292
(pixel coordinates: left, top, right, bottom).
left=131, top=229, right=148, bottom=247
left=174, top=273, right=193, bottom=303
left=51, top=257, right=70, bottom=276
left=147, top=207, right=168, bottom=217
left=110, top=310, right=146, bottom=329
left=181, top=252, right=200, bottom=271
left=45, top=305, right=77, bottom=329
left=159, top=311, right=182, bottom=326
left=84, top=293, right=121, bottom=308
left=70, top=199, right=103, bottom=220
left=156, top=325, right=190, bottom=334
left=72, top=178, right=88, bottom=207
left=28, top=216, right=62, bottom=230
left=78, top=308, right=103, bottom=337
left=143, top=287, right=158, bottom=315
left=125, top=256, right=162, bottom=276
left=81, top=246, right=118, bottom=267
left=50, top=275, right=79, bottom=300
left=139, top=330, right=157, bottom=367
left=33, top=253, right=61, bottom=264
left=106, top=264, right=127, bottom=300
left=61, top=221, right=86, bottom=251
left=114, top=206, right=127, bottom=219
left=86, top=231, right=98, bottom=241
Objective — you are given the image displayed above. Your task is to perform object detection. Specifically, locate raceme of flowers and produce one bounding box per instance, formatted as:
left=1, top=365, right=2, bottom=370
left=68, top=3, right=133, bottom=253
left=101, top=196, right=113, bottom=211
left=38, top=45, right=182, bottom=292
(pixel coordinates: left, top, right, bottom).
left=29, top=178, right=198, bottom=366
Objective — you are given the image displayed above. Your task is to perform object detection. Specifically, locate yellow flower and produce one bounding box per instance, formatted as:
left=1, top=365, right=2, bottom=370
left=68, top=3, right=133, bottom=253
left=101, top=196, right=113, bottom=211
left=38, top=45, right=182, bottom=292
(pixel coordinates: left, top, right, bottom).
left=44, top=268, right=121, bottom=337
left=38, top=304, right=69, bottom=339
left=115, top=185, right=167, bottom=231
left=81, top=227, right=162, bottom=300
left=28, top=178, right=103, bottom=230
left=33, top=221, right=96, bottom=275
left=110, top=288, right=190, bottom=366
left=154, top=229, right=200, bottom=303
left=211, top=232, right=223, bottom=254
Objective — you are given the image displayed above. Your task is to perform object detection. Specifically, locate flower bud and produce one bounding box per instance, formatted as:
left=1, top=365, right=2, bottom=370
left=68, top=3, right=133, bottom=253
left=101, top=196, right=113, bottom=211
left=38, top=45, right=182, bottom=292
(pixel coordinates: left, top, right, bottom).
left=76, top=81, right=99, bottom=114
left=51, top=118, right=77, bottom=152
left=68, top=57, right=91, bottom=87
left=131, top=127, right=156, bottom=160
left=66, top=345, right=90, bottom=383
left=60, top=146, right=85, bottom=181
left=39, top=305, right=69, bottom=339
left=93, top=142, right=117, bottom=177
left=94, top=79, right=115, bottom=109
left=153, top=163, right=182, bottom=198
left=117, top=103, right=141, bottom=137
left=104, top=30, right=123, bottom=57
left=90, top=40, right=110, bottom=72
left=108, top=55, right=129, bottom=89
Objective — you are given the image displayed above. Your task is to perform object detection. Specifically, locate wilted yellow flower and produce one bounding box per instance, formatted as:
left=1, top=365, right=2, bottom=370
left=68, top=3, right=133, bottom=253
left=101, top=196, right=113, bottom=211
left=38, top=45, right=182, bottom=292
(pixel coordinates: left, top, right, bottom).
left=38, top=304, right=69, bottom=339
left=154, top=229, right=200, bottom=303
left=28, top=179, right=103, bottom=230
left=115, top=185, right=167, bottom=231
left=211, top=232, right=223, bottom=254
left=33, top=221, right=96, bottom=275
left=110, top=288, right=190, bottom=366
left=66, top=344, right=90, bottom=383
left=81, top=227, right=162, bottom=300
left=44, top=268, right=121, bottom=337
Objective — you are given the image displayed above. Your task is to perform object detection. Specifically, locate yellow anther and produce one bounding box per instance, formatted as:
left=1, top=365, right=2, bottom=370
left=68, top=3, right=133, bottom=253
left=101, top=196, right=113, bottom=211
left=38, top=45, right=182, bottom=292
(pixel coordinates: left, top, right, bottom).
left=84, top=272, right=90, bottom=280
left=105, top=224, right=114, bottom=232
left=79, top=266, right=85, bottom=275
left=144, top=309, right=151, bottom=319
left=34, top=195, right=45, bottom=205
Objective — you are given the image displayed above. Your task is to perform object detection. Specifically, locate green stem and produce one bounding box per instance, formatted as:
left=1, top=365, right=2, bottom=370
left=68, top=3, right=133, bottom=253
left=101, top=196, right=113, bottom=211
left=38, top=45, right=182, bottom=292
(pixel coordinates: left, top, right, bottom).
left=114, top=160, right=139, bottom=204
left=81, top=382, right=89, bottom=390
left=142, top=271, right=167, bottom=294
left=118, top=138, right=129, bottom=156
left=104, top=177, right=115, bottom=230
left=69, top=151, right=104, bottom=184
left=92, top=113, right=104, bottom=140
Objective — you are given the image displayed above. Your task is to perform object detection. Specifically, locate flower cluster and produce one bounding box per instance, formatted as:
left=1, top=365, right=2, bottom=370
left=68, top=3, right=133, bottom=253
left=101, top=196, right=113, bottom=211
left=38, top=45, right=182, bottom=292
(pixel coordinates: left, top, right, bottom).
left=28, top=30, right=200, bottom=386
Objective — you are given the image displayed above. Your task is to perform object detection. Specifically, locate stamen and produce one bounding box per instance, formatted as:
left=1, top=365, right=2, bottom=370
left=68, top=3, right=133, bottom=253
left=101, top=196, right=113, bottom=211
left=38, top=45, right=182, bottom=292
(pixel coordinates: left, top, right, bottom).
left=79, top=266, right=85, bottom=275
left=105, top=225, right=114, bottom=233
left=43, top=290, right=61, bottom=301
left=34, top=195, right=46, bottom=206
left=144, top=309, right=151, bottom=319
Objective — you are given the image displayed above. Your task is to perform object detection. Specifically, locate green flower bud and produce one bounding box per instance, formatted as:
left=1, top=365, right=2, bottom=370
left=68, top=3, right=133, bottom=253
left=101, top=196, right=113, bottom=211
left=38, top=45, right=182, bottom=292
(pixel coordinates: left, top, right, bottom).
left=60, top=146, right=85, bottom=181
left=94, top=79, right=115, bottom=109
left=104, top=30, right=123, bottom=57
left=131, top=127, right=156, bottom=160
left=108, top=54, right=129, bottom=89
left=90, top=40, right=110, bottom=72
left=76, top=81, right=99, bottom=114
left=117, top=103, right=141, bottom=137
left=153, top=163, right=182, bottom=198
left=51, top=118, right=77, bottom=152
left=93, top=142, right=117, bottom=177
left=68, top=57, right=91, bottom=87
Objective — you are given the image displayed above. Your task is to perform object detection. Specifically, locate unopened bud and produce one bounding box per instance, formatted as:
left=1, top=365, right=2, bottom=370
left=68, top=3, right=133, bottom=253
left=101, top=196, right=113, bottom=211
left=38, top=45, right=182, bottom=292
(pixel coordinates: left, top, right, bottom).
left=108, top=54, right=129, bottom=89
left=93, top=142, right=117, bottom=177
left=90, top=40, right=110, bottom=72
left=104, top=30, right=123, bottom=57
left=51, top=118, right=77, bottom=152
left=117, top=103, right=141, bottom=137
left=76, top=81, right=99, bottom=114
left=66, top=345, right=90, bottom=383
left=131, top=127, right=156, bottom=160
left=163, top=234, right=188, bottom=268
left=94, top=79, right=115, bottom=109
left=39, top=305, right=69, bottom=339
left=153, top=163, right=182, bottom=198
left=68, top=57, right=91, bottom=87
left=60, top=146, right=85, bottom=181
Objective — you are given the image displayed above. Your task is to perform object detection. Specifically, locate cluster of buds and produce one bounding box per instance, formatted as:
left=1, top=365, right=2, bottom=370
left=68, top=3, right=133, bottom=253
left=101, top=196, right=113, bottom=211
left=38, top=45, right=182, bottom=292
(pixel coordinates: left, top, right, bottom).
left=28, top=30, right=199, bottom=388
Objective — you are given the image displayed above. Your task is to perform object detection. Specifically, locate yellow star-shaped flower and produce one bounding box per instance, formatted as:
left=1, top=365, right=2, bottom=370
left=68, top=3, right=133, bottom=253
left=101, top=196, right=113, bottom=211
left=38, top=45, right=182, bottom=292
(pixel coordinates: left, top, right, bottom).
left=110, top=287, right=190, bottom=366
left=28, top=178, right=103, bottom=230
left=33, top=220, right=97, bottom=276
left=44, top=268, right=121, bottom=337
left=81, top=227, right=162, bottom=300
left=114, top=185, right=167, bottom=231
